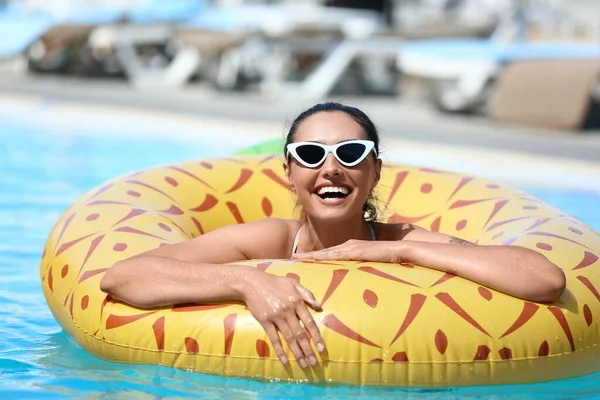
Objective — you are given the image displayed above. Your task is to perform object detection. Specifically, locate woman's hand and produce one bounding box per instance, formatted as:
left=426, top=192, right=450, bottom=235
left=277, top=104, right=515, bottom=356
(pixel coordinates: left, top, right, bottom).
left=242, top=270, right=326, bottom=368
left=293, top=240, right=404, bottom=263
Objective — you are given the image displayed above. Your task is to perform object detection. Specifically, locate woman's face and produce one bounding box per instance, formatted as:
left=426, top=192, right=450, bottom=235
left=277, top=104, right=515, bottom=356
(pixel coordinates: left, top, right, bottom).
left=284, top=111, right=382, bottom=222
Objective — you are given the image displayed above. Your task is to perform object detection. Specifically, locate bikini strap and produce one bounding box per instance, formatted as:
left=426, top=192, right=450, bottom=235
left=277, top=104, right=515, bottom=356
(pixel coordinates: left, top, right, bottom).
left=292, top=223, right=374, bottom=257
left=291, top=225, right=303, bottom=256
left=367, top=222, right=376, bottom=241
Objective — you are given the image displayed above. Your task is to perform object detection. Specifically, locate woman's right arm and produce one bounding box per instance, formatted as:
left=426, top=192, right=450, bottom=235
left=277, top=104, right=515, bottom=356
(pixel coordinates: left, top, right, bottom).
left=99, top=219, right=325, bottom=368
left=100, top=218, right=284, bottom=307
left=99, top=256, right=258, bottom=309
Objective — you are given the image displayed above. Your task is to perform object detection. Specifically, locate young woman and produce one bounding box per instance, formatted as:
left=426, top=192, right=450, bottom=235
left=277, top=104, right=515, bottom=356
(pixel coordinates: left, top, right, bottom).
left=100, top=102, right=566, bottom=370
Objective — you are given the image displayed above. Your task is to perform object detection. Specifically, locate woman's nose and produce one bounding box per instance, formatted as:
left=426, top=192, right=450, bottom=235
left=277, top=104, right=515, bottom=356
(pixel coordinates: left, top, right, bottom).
left=321, top=153, right=342, bottom=177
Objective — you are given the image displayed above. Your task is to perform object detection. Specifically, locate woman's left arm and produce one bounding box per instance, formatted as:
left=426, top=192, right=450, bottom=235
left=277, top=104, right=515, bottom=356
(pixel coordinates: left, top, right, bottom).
left=293, top=227, right=566, bottom=303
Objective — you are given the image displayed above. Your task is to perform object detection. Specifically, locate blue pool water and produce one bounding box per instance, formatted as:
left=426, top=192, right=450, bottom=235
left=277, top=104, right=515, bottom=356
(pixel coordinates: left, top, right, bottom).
left=1, top=116, right=600, bottom=399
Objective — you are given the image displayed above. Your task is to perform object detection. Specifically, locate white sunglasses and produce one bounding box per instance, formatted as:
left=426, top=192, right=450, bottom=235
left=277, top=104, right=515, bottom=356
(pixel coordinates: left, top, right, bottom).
left=286, top=140, right=377, bottom=168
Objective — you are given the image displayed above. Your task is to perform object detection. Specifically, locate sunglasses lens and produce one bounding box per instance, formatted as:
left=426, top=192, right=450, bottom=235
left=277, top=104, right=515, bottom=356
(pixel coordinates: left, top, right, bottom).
left=296, top=145, right=326, bottom=165
left=337, top=143, right=367, bottom=164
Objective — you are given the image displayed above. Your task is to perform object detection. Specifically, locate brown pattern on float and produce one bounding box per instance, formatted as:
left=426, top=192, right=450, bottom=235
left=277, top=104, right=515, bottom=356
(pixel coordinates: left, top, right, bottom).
left=358, top=266, right=419, bottom=288
left=106, top=312, right=156, bottom=330
left=226, top=169, right=254, bottom=194
left=430, top=273, right=455, bottom=287
left=547, top=307, right=576, bottom=351
left=256, top=339, right=270, bottom=358
left=538, top=341, right=550, bottom=357
left=226, top=202, right=244, bottom=224
left=126, top=180, right=178, bottom=202
left=320, top=269, right=349, bottom=306
left=435, top=330, right=448, bottom=355
left=392, top=352, right=409, bottom=362
left=186, top=337, right=200, bottom=354
left=321, top=314, right=381, bottom=348
left=224, top=314, right=237, bottom=355
left=477, top=287, right=493, bottom=301
left=584, top=304, right=593, bottom=327
left=574, top=252, right=599, bottom=270
left=500, top=303, right=539, bottom=338
left=153, top=317, right=166, bottom=350
left=385, top=171, right=409, bottom=206
left=473, top=345, right=491, bottom=361
left=498, top=347, right=513, bottom=360
left=435, top=293, right=490, bottom=336
left=577, top=276, right=600, bottom=301
left=77, top=235, right=105, bottom=277
left=167, top=165, right=214, bottom=188
left=190, top=194, right=219, bottom=212
left=261, top=169, right=289, bottom=190
left=389, top=294, right=426, bottom=346
left=261, top=197, right=273, bottom=217
left=362, top=289, right=378, bottom=308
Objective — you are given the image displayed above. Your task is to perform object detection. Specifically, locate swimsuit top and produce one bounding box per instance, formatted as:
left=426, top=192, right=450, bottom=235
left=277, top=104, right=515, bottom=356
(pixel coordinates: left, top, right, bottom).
left=291, top=222, right=376, bottom=257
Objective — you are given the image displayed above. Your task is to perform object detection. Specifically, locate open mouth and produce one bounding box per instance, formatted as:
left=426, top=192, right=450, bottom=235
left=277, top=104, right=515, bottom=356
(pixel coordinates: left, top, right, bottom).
left=315, top=185, right=351, bottom=201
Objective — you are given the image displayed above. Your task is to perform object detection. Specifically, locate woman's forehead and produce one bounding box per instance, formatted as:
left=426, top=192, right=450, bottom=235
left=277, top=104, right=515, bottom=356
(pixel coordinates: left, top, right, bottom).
left=294, top=112, right=365, bottom=143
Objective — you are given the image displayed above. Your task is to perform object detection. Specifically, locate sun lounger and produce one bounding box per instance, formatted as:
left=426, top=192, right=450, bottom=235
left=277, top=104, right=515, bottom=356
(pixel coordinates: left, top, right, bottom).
left=118, top=3, right=385, bottom=91
left=490, top=59, right=600, bottom=130
left=23, top=4, right=125, bottom=74
left=398, top=38, right=600, bottom=112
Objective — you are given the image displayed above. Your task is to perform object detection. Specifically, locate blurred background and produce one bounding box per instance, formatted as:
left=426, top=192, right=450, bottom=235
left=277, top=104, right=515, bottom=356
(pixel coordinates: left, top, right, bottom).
left=0, top=0, right=599, bottom=120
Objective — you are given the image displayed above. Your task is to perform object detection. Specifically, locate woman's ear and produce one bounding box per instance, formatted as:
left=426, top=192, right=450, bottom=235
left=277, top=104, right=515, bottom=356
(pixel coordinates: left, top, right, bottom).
left=283, top=162, right=296, bottom=192
left=372, top=158, right=382, bottom=190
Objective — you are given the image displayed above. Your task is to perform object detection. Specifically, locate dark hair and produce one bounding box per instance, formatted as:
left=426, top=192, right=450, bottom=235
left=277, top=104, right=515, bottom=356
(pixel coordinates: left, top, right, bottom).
left=284, top=102, right=381, bottom=221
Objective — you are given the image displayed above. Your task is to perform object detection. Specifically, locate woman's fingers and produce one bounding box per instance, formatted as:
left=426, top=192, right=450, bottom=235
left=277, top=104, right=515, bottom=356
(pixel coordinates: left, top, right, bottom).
left=276, top=319, right=309, bottom=368
left=286, top=314, right=317, bottom=367
left=246, top=275, right=326, bottom=368
left=296, top=303, right=326, bottom=354
left=262, top=322, right=288, bottom=366
left=293, top=282, right=322, bottom=311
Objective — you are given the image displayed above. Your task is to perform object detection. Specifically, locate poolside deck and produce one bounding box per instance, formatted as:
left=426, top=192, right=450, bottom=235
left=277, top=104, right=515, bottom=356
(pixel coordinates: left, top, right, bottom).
left=0, top=73, right=599, bottom=190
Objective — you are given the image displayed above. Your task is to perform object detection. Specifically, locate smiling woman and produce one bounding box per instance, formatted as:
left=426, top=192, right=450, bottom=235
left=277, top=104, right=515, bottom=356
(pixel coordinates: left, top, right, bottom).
left=40, top=103, right=600, bottom=386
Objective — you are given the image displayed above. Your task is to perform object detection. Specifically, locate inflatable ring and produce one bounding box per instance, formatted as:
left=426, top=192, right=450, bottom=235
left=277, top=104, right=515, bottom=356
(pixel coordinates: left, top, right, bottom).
left=40, top=155, right=600, bottom=386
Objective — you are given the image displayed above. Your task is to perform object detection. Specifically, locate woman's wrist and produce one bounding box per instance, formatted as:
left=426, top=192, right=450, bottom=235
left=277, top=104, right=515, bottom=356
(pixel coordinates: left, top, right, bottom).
left=230, top=266, right=262, bottom=302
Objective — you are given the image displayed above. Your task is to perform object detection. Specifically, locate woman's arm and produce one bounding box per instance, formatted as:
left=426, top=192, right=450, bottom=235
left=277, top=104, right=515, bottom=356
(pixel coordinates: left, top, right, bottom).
left=395, top=239, right=565, bottom=303
left=100, top=218, right=285, bottom=307
left=293, top=226, right=566, bottom=303
left=100, top=256, right=254, bottom=308
left=401, top=226, right=566, bottom=302
left=99, top=218, right=325, bottom=367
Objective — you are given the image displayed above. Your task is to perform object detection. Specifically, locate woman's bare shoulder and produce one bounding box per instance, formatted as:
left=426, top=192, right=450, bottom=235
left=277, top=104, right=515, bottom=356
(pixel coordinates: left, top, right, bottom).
left=142, top=217, right=301, bottom=263
left=229, top=217, right=302, bottom=259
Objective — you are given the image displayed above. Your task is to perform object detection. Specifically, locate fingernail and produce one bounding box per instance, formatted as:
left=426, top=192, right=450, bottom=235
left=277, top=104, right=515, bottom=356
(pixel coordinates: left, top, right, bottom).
left=309, top=355, right=317, bottom=366
left=280, top=355, right=288, bottom=365
left=299, top=358, right=308, bottom=369
left=317, top=343, right=325, bottom=353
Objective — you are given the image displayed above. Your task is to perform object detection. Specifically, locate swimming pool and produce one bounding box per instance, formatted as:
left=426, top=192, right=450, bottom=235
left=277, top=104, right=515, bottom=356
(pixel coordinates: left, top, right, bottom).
left=1, top=113, right=600, bottom=399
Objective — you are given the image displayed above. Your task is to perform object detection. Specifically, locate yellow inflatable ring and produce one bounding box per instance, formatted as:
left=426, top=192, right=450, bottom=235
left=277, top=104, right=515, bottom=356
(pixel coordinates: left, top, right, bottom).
left=40, top=155, right=600, bottom=386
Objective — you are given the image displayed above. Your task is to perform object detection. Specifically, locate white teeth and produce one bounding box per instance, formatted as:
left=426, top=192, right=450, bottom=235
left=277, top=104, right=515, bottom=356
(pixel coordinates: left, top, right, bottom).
left=317, top=186, right=349, bottom=195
